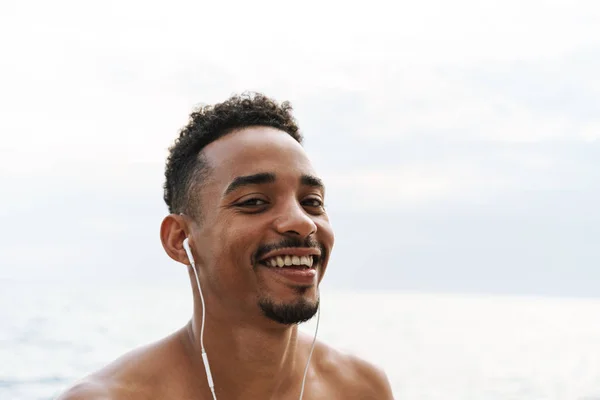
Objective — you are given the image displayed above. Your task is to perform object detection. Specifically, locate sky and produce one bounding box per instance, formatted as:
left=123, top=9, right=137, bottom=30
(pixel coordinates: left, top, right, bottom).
left=0, top=0, right=599, bottom=297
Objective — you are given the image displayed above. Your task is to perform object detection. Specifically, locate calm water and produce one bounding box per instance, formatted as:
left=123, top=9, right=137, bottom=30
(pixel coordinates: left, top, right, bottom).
left=2, top=282, right=600, bottom=400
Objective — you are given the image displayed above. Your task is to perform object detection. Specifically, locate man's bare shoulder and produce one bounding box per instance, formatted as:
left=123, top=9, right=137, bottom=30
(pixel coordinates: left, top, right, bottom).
left=313, top=340, right=395, bottom=399
left=56, top=330, right=188, bottom=400
left=55, top=348, right=155, bottom=400
left=55, top=379, right=111, bottom=400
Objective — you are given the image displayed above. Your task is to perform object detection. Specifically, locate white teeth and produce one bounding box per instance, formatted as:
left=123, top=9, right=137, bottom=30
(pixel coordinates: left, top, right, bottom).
left=263, top=255, right=316, bottom=268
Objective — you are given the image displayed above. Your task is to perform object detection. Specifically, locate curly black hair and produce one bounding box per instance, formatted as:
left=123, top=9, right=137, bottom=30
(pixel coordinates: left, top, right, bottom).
left=163, top=92, right=302, bottom=219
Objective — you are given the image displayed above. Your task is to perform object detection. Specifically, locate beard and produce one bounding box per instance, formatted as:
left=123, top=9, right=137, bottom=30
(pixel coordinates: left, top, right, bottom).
left=259, top=294, right=319, bottom=325
left=253, top=236, right=325, bottom=325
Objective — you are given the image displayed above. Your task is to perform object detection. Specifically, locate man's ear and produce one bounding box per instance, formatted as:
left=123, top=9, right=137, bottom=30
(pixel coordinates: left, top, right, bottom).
left=160, top=214, right=190, bottom=266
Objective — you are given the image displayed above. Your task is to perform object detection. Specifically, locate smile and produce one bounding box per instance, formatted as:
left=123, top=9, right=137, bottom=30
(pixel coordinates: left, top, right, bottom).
left=260, top=255, right=315, bottom=268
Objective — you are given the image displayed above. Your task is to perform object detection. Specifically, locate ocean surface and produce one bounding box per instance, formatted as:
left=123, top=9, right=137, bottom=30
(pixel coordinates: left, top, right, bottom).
left=2, top=282, right=600, bottom=400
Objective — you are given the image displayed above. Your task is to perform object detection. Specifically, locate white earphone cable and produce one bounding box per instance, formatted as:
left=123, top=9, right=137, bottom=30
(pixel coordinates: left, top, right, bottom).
left=190, top=257, right=217, bottom=400
left=298, top=296, right=320, bottom=400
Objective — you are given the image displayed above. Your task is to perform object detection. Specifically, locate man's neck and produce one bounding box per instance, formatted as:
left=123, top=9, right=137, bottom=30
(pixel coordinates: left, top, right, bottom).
left=182, top=303, right=306, bottom=399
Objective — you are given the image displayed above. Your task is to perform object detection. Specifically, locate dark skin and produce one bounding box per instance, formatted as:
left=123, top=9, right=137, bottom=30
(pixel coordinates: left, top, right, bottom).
left=57, top=127, right=395, bottom=400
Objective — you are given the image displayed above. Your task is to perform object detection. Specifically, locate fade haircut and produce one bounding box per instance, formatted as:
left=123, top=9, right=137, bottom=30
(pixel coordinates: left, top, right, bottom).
left=163, top=92, right=302, bottom=219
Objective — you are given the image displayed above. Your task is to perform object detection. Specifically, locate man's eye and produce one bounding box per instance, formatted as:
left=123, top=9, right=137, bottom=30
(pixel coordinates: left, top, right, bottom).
left=238, top=198, right=267, bottom=207
left=302, top=198, right=324, bottom=208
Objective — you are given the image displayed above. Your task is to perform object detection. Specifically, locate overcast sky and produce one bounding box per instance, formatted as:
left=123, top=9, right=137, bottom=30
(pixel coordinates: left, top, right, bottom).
left=1, top=0, right=599, bottom=297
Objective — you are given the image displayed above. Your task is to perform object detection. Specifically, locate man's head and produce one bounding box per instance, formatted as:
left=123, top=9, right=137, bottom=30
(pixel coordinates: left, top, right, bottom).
left=160, top=93, right=334, bottom=326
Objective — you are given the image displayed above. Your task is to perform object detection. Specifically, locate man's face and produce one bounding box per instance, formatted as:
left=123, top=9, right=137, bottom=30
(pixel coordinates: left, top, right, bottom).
left=189, top=127, right=334, bottom=325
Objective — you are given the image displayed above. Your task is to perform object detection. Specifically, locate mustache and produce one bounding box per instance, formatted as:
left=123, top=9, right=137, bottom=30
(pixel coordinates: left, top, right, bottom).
left=253, top=236, right=326, bottom=264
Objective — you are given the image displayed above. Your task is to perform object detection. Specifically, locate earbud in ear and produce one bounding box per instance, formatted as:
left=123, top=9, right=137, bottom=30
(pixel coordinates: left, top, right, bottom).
left=182, top=237, right=195, bottom=266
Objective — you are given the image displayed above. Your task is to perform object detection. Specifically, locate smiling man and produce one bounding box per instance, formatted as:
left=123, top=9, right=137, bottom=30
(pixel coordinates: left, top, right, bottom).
left=58, top=93, right=394, bottom=400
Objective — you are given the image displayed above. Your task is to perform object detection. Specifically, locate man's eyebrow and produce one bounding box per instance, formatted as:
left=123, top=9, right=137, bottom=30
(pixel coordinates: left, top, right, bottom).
left=301, top=174, right=325, bottom=191
left=224, top=172, right=276, bottom=195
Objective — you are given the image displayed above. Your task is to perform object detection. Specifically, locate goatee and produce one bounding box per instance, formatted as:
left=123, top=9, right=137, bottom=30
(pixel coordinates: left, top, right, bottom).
left=259, top=296, right=319, bottom=325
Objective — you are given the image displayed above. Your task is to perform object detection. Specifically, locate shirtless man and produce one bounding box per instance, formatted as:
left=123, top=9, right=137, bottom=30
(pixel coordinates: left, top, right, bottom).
left=58, top=93, right=395, bottom=400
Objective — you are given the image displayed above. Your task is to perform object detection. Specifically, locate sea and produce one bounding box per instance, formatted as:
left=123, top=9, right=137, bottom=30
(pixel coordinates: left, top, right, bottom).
left=2, top=282, right=600, bottom=400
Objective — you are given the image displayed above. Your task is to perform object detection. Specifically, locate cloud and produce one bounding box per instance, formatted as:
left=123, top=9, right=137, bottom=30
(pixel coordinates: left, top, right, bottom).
left=1, top=0, right=599, bottom=295
left=323, top=164, right=501, bottom=207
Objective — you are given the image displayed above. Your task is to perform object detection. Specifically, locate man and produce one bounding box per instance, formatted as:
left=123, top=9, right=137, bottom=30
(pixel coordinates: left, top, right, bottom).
left=58, top=93, right=395, bottom=399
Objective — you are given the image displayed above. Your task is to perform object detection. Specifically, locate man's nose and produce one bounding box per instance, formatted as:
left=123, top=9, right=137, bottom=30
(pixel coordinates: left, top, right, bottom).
left=273, top=200, right=317, bottom=238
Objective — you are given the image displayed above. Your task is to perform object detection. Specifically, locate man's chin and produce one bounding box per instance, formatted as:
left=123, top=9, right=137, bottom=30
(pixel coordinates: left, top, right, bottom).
left=258, top=297, right=319, bottom=325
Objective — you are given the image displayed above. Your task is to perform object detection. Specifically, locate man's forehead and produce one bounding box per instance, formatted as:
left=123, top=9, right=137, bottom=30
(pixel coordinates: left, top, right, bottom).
left=202, top=127, right=317, bottom=183
left=203, top=126, right=304, bottom=157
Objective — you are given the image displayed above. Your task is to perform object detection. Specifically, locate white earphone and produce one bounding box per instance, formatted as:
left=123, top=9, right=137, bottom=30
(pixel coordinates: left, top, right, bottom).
left=182, top=237, right=195, bottom=265
left=182, top=237, right=217, bottom=400
left=181, top=237, right=320, bottom=400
